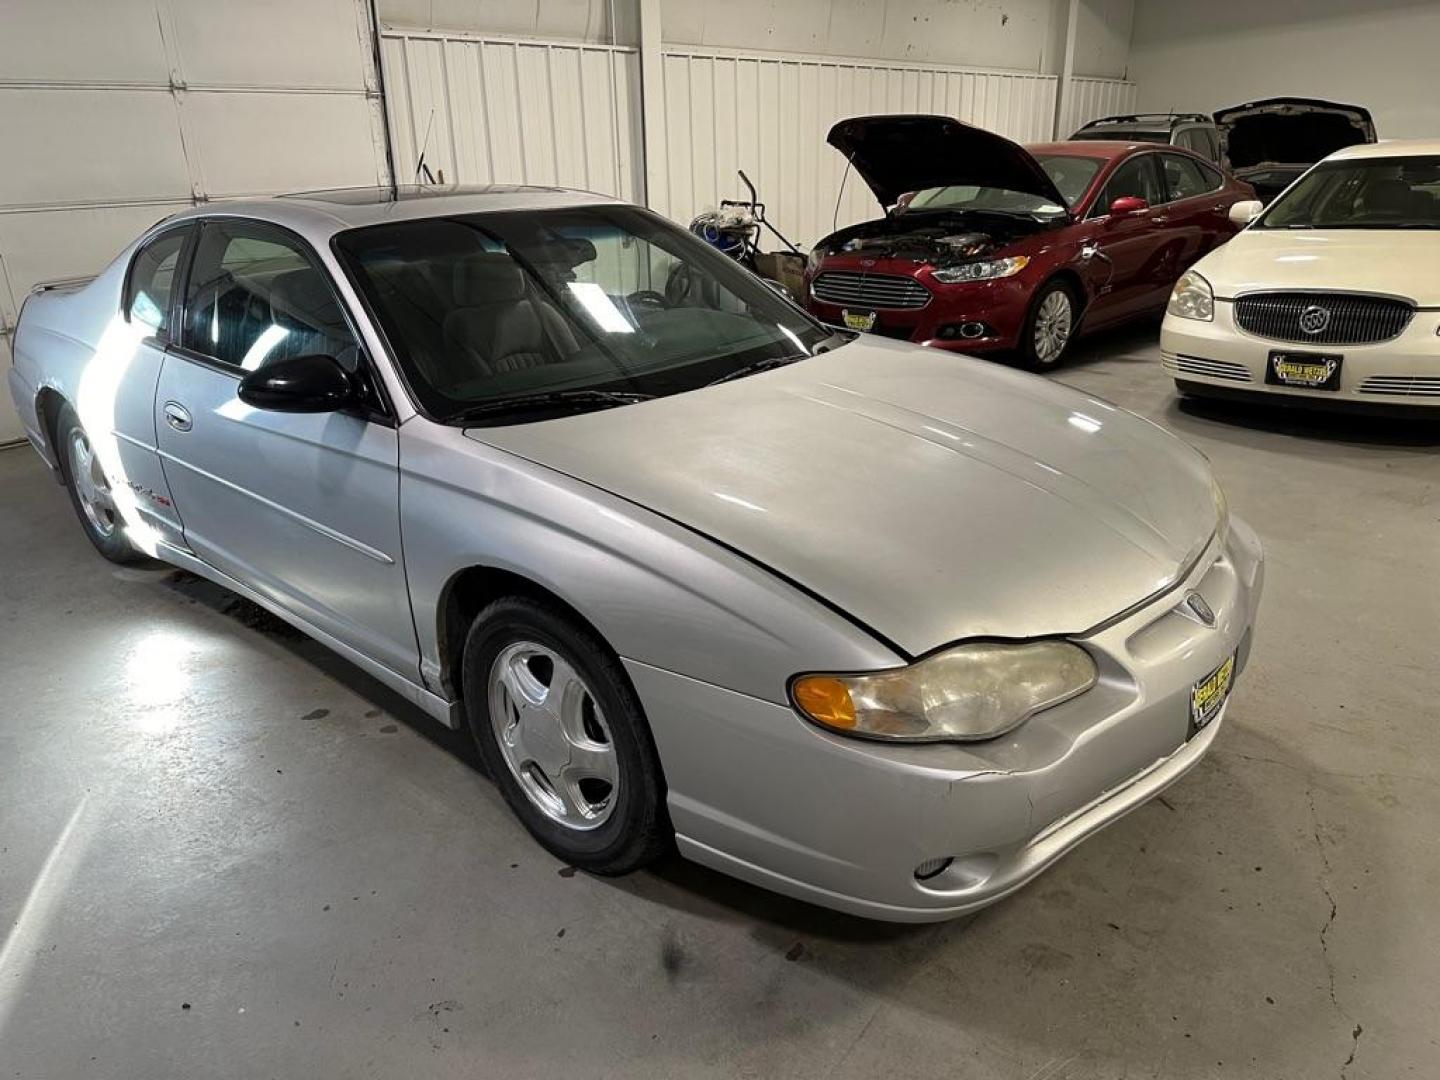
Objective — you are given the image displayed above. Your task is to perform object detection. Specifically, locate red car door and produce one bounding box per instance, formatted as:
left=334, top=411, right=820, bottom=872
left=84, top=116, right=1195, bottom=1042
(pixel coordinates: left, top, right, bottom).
left=1158, top=152, right=1231, bottom=275
left=1083, top=152, right=1169, bottom=325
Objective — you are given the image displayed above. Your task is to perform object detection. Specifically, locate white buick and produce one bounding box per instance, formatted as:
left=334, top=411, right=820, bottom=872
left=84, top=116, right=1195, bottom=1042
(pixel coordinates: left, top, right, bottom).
left=1161, top=140, right=1440, bottom=413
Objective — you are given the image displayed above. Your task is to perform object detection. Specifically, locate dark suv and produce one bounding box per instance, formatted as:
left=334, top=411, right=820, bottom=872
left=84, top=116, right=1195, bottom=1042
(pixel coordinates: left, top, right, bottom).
left=1071, top=113, right=1220, bottom=163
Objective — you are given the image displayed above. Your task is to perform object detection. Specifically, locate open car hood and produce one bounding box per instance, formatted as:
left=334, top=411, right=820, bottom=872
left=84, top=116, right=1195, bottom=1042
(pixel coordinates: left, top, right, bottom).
left=827, top=114, right=1068, bottom=211
left=1214, top=97, right=1376, bottom=171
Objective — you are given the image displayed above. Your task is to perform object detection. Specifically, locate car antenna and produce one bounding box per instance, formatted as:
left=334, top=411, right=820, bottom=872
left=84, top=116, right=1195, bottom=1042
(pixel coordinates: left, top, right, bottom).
left=833, top=152, right=854, bottom=234
left=414, top=108, right=438, bottom=185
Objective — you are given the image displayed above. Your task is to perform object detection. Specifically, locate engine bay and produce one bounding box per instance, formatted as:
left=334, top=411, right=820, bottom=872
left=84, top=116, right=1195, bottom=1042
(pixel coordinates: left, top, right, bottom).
left=810, top=212, right=1050, bottom=267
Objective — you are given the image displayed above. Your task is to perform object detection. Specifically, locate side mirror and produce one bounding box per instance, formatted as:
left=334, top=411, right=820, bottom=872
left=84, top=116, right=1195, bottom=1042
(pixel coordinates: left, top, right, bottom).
left=895, top=191, right=916, bottom=211
left=1228, top=199, right=1264, bottom=226
left=237, top=353, right=354, bottom=413
left=1109, top=195, right=1149, bottom=216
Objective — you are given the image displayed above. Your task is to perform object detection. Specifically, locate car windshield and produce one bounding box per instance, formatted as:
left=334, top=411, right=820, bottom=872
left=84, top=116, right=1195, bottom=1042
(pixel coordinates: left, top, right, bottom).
left=334, top=205, right=832, bottom=423
left=1257, top=156, right=1440, bottom=229
left=903, top=154, right=1102, bottom=215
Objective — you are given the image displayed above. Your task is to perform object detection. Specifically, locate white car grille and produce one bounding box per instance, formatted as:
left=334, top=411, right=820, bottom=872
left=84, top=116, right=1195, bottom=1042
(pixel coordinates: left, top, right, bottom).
left=1357, top=375, right=1440, bottom=398
left=1162, top=352, right=1253, bottom=383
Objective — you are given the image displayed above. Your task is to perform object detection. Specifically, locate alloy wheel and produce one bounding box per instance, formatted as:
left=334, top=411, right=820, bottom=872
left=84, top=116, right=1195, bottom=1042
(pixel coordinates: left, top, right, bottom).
left=67, top=429, right=118, bottom=538
left=1033, top=289, right=1074, bottom=365
left=487, top=641, right=618, bottom=830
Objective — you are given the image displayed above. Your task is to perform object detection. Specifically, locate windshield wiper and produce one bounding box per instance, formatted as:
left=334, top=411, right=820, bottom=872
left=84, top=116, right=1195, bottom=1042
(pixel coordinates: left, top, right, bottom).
left=704, top=354, right=806, bottom=387
left=449, top=388, right=653, bottom=425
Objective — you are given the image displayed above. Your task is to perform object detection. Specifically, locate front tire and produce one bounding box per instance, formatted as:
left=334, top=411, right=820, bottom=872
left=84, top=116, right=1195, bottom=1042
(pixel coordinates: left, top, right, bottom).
left=1020, top=279, right=1078, bottom=370
left=461, top=596, right=670, bottom=875
left=56, top=402, right=141, bottom=563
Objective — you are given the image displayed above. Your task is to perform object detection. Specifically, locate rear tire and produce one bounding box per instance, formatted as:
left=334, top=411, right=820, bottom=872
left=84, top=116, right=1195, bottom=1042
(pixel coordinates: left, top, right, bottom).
left=1020, top=280, right=1079, bottom=370
left=55, top=402, right=142, bottom=563
left=461, top=596, right=670, bottom=875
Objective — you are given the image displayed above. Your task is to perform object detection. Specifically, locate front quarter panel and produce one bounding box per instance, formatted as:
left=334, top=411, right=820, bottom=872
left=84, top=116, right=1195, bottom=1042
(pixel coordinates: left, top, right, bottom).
left=398, top=419, right=903, bottom=706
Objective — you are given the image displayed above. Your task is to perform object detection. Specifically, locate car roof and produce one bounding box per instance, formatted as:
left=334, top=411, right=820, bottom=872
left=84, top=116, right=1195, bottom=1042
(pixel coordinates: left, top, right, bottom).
left=1026, top=140, right=1153, bottom=160
left=163, top=184, right=625, bottom=238
left=1327, top=138, right=1440, bottom=162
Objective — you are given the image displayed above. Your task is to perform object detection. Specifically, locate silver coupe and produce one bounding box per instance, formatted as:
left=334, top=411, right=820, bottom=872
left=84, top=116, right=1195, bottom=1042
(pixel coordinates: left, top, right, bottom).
left=7, top=186, right=1263, bottom=921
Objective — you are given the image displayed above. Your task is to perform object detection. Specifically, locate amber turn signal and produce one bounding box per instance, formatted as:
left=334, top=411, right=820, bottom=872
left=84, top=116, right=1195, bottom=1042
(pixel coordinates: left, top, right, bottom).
left=792, top=676, right=857, bottom=730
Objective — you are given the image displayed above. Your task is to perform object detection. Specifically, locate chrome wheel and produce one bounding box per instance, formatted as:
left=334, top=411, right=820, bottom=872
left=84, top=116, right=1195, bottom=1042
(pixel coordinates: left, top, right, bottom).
left=487, top=641, right=618, bottom=830
left=1032, top=289, right=1074, bottom=365
left=67, top=428, right=118, bottom=538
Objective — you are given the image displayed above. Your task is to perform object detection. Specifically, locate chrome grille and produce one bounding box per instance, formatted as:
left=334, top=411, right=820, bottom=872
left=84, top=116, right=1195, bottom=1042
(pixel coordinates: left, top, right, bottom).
left=1233, top=292, right=1413, bottom=345
left=1162, top=352, right=1253, bottom=383
left=1358, top=375, right=1440, bottom=397
left=811, top=271, right=930, bottom=310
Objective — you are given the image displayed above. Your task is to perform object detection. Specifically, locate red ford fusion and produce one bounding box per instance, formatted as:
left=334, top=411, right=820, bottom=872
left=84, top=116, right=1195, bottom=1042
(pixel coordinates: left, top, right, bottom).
left=804, top=115, right=1257, bottom=367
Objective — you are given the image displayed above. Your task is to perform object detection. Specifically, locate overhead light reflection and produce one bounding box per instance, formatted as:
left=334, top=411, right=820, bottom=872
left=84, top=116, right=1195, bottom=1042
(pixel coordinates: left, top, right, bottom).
left=567, top=282, right=635, bottom=333
left=713, top=491, right=767, bottom=513
left=1068, top=412, right=1102, bottom=434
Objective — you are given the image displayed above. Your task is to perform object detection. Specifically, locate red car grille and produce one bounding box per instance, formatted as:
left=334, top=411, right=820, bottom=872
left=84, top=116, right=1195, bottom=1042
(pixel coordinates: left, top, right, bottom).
left=811, top=271, right=931, bottom=310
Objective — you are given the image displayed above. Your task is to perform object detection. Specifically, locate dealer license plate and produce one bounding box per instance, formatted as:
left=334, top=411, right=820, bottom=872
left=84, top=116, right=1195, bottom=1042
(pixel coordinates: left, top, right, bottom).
left=1267, top=351, right=1343, bottom=390
left=1189, top=651, right=1236, bottom=738
left=841, top=309, right=877, bottom=332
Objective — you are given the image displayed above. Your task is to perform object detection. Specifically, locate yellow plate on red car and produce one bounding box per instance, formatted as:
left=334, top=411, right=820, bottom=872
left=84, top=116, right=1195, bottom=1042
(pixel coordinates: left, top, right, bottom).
left=1189, top=651, right=1236, bottom=738
left=842, top=309, right=877, bottom=332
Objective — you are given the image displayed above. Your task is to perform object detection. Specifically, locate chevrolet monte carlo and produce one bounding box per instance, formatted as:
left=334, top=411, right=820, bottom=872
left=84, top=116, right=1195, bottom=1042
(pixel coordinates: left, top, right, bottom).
left=8, top=186, right=1263, bottom=921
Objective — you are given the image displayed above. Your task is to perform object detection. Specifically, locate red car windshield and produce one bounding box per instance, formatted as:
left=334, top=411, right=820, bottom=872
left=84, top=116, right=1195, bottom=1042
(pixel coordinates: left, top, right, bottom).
left=904, top=155, right=1103, bottom=216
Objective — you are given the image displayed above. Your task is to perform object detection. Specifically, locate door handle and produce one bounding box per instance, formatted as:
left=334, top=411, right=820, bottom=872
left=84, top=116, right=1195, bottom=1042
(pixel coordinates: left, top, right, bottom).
left=1154, top=215, right=1170, bottom=225
left=163, top=401, right=192, bottom=432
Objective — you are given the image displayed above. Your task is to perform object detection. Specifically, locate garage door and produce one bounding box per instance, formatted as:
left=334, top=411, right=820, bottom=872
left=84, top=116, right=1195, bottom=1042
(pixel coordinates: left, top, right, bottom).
left=0, top=0, right=392, bottom=445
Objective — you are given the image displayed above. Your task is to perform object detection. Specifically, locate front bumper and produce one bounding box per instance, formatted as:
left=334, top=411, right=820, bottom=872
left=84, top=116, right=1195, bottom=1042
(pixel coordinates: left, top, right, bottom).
left=628, top=515, right=1264, bottom=922
left=803, top=272, right=1033, bottom=352
left=1161, top=301, right=1440, bottom=410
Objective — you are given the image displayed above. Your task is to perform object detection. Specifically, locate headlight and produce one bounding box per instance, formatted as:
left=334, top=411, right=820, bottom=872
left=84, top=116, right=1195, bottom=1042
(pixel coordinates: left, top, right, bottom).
left=806, top=247, right=825, bottom=273
left=1167, top=270, right=1213, bottom=321
left=791, top=640, right=1097, bottom=742
left=931, top=255, right=1030, bottom=284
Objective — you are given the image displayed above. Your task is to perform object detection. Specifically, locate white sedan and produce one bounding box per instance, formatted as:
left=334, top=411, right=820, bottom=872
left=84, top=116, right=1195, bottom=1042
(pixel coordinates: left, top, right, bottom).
left=1161, top=139, right=1440, bottom=412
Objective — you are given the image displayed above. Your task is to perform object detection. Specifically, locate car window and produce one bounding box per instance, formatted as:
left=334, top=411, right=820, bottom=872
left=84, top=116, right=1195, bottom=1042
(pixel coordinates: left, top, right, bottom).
left=1258, top=155, right=1440, bottom=229
left=334, top=206, right=829, bottom=422
left=126, top=228, right=189, bottom=332
left=181, top=221, right=360, bottom=372
left=1197, top=128, right=1220, bottom=162
left=1099, top=155, right=1162, bottom=211
left=1161, top=153, right=1216, bottom=201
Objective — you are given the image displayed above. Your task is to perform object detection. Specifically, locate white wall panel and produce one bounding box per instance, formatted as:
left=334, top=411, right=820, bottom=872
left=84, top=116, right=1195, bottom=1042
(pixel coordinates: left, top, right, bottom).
left=0, top=0, right=389, bottom=444
left=183, top=91, right=387, bottom=196
left=379, top=30, right=643, bottom=200
left=653, top=48, right=1059, bottom=249
left=1061, top=76, right=1139, bottom=137
left=0, top=89, right=192, bottom=207
left=0, top=0, right=171, bottom=84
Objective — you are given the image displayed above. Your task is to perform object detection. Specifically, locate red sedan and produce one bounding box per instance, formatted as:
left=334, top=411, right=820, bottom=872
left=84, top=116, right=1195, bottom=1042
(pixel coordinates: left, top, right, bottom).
left=804, top=115, right=1256, bottom=367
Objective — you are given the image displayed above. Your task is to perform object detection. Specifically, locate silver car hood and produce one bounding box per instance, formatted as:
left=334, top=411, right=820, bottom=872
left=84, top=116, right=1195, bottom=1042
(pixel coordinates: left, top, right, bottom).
left=469, top=338, right=1217, bottom=656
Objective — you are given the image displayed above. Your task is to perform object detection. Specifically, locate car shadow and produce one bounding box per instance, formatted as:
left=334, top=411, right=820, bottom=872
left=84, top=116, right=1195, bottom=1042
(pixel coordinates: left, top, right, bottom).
left=1169, top=393, right=1440, bottom=449
left=159, top=568, right=481, bottom=769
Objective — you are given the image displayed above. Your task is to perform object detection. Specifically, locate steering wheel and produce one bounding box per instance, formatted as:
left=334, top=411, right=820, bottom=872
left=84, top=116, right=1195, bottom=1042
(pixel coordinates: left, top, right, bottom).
left=625, top=290, right=668, bottom=309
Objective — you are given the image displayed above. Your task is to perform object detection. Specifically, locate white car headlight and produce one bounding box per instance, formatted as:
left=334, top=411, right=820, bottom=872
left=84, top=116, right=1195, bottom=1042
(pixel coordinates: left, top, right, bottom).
left=806, top=247, right=825, bottom=273
left=791, top=641, right=1097, bottom=742
left=932, top=256, right=1030, bottom=284
left=1168, top=270, right=1214, bottom=321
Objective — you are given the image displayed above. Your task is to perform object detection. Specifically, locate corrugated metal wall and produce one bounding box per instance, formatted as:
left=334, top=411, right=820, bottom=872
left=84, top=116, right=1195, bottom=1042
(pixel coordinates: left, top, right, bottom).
left=1062, top=75, right=1141, bottom=138
left=378, top=29, right=644, bottom=200
left=0, top=0, right=391, bottom=445
left=379, top=27, right=1135, bottom=252
left=654, top=48, right=1061, bottom=248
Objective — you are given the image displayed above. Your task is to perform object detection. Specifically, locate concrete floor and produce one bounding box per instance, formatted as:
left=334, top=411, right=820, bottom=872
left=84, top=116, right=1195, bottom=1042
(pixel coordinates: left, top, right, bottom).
left=2, top=325, right=1438, bottom=1079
